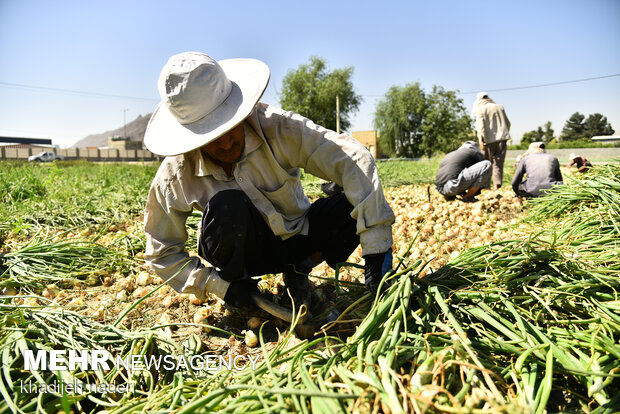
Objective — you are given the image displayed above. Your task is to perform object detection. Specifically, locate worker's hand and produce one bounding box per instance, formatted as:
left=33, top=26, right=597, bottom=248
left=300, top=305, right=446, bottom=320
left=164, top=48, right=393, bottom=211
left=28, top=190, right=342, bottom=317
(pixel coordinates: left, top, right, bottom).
left=224, top=278, right=259, bottom=309
left=363, top=249, right=393, bottom=296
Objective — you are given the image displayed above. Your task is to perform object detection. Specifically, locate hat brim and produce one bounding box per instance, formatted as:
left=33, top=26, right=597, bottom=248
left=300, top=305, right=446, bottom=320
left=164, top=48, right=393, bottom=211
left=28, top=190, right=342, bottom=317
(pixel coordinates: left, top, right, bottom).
left=144, top=58, right=270, bottom=156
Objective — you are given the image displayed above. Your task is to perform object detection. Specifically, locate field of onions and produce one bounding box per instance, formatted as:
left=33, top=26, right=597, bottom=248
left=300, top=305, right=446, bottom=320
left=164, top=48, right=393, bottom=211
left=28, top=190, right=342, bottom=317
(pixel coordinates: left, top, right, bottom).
left=0, top=160, right=618, bottom=413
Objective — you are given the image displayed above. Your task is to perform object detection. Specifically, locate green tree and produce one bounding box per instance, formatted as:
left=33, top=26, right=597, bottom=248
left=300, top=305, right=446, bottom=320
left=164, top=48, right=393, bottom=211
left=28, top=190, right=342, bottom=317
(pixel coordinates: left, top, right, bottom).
left=583, top=113, right=614, bottom=138
left=278, top=56, right=362, bottom=132
left=373, top=83, right=471, bottom=158
left=373, top=83, right=426, bottom=158
left=521, top=128, right=543, bottom=147
left=521, top=121, right=554, bottom=147
left=542, top=121, right=555, bottom=143
left=560, top=112, right=586, bottom=141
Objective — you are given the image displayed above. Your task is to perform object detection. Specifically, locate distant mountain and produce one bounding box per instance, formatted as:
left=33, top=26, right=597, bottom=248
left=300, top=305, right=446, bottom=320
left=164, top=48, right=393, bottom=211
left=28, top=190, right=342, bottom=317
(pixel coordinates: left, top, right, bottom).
left=71, top=113, right=152, bottom=148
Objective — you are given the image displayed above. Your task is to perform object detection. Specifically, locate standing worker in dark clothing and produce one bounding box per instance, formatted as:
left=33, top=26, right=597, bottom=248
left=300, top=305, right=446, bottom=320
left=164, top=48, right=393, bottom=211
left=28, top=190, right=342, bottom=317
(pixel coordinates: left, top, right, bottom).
left=512, top=142, right=563, bottom=197
left=567, top=153, right=592, bottom=173
left=435, top=141, right=492, bottom=202
left=472, top=92, right=511, bottom=190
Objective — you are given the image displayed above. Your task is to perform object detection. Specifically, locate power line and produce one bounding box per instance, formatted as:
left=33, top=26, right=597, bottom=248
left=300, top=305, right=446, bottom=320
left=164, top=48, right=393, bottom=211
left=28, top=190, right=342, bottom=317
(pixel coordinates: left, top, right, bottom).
left=459, top=73, right=620, bottom=94
left=2, top=72, right=619, bottom=102
left=0, top=81, right=159, bottom=102
left=360, top=73, right=620, bottom=98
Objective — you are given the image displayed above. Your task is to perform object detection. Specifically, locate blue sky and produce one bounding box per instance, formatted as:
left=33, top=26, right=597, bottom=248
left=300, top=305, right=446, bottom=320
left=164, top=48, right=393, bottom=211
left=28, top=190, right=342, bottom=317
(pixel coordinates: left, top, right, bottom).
left=1, top=0, right=619, bottom=147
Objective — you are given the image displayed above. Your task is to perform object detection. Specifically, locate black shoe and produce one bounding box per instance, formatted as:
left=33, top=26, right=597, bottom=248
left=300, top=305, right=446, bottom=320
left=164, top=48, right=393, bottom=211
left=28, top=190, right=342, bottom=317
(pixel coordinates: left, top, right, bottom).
left=461, top=196, right=478, bottom=203
left=283, top=267, right=312, bottom=313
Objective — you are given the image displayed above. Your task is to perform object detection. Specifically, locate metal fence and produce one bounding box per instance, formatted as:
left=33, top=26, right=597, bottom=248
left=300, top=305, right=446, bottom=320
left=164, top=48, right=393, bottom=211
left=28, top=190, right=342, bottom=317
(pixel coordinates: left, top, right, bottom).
left=0, top=147, right=158, bottom=162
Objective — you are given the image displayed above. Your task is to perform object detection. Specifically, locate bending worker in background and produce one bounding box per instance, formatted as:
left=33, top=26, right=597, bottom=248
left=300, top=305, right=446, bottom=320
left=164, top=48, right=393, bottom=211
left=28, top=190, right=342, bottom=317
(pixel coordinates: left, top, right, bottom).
left=142, top=52, right=395, bottom=312
left=472, top=92, right=511, bottom=190
left=567, top=153, right=592, bottom=173
left=435, top=141, right=492, bottom=202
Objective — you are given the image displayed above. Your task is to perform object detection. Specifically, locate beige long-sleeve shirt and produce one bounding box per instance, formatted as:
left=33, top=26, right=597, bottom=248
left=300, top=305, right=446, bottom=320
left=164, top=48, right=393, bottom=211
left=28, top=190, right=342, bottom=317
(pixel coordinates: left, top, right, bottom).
left=475, top=101, right=511, bottom=144
left=144, top=103, right=395, bottom=300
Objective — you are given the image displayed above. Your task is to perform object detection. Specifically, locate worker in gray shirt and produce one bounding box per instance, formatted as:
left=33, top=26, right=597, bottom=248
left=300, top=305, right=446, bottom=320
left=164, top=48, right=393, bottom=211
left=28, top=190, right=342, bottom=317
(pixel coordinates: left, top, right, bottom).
left=512, top=142, right=563, bottom=197
left=435, top=141, right=492, bottom=202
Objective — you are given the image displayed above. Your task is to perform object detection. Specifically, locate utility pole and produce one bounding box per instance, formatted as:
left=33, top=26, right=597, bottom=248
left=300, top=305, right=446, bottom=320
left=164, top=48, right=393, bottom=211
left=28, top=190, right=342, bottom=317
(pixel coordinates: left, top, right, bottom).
left=336, top=95, right=340, bottom=134
left=121, top=108, right=129, bottom=138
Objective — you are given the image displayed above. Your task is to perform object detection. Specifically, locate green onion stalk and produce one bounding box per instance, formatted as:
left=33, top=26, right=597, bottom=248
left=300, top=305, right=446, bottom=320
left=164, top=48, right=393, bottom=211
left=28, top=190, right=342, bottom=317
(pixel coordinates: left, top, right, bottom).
left=0, top=164, right=617, bottom=413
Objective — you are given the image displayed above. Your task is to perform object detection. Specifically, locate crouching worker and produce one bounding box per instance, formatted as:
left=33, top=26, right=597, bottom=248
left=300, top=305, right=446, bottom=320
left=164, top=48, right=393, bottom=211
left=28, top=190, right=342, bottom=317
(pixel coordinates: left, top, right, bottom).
left=143, top=52, right=395, bottom=314
left=512, top=142, right=563, bottom=198
left=567, top=153, right=592, bottom=173
left=435, top=141, right=492, bottom=202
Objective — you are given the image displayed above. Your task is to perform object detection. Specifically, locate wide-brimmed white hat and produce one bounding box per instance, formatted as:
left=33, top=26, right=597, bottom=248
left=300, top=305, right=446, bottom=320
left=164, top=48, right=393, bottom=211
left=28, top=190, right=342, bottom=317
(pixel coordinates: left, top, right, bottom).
left=144, top=52, right=270, bottom=156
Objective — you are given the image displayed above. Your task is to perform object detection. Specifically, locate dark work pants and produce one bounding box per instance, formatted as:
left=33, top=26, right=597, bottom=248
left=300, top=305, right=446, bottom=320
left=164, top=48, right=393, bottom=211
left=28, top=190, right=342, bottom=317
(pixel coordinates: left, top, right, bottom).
left=198, top=189, right=359, bottom=283
left=483, top=140, right=507, bottom=188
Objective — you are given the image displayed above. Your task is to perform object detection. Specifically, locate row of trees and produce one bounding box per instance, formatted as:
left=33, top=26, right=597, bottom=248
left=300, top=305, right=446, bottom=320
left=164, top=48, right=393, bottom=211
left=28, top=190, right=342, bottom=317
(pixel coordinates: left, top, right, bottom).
left=279, top=56, right=471, bottom=158
left=373, top=84, right=471, bottom=158
left=559, top=112, right=614, bottom=141
left=521, top=113, right=615, bottom=147
left=279, top=57, right=615, bottom=158
left=520, top=122, right=555, bottom=146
